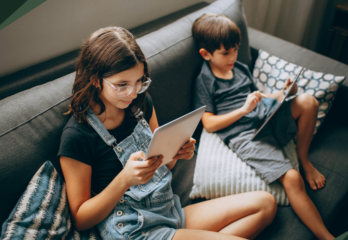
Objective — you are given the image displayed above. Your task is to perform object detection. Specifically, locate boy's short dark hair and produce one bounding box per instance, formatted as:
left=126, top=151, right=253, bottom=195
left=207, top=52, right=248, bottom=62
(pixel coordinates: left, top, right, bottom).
left=192, top=13, right=241, bottom=54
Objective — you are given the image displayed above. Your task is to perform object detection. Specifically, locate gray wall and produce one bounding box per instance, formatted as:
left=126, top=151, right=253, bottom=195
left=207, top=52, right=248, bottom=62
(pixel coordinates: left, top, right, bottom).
left=0, top=0, right=214, bottom=78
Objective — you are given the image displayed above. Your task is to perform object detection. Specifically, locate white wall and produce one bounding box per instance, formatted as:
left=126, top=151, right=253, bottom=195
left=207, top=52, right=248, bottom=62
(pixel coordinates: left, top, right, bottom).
left=0, top=0, right=214, bottom=77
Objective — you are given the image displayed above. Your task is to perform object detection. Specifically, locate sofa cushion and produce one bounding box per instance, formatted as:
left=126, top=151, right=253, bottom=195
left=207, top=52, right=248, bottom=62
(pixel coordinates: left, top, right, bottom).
left=256, top=164, right=348, bottom=240
left=1, top=161, right=100, bottom=240
left=252, top=49, right=345, bottom=135
left=248, top=28, right=348, bottom=128
left=189, top=129, right=299, bottom=206
left=255, top=122, right=348, bottom=239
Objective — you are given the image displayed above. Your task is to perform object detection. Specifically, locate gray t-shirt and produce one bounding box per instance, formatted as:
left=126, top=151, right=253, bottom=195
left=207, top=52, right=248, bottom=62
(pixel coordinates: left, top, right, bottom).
left=193, top=61, right=277, bottom=144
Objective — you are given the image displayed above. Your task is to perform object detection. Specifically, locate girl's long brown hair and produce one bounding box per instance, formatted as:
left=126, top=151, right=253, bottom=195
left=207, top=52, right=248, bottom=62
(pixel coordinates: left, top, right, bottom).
left=66, top=26, right=149, bottom=123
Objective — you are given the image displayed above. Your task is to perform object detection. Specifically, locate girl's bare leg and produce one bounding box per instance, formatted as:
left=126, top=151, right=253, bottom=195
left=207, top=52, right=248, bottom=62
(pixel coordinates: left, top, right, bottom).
left=290, top=93, right=326, bottom=190
left=172, top=191, right=277, bottom=240
left=173, top=229, right=246, bottom=240
left=278, top=169, right=334, bottom=240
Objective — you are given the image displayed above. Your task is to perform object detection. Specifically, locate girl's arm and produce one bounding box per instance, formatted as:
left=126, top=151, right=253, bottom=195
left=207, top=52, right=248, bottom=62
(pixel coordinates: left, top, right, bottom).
left=60, top=151, right=162, bottom=231
left=60, top=157, right=128, bottom=231
left=149, top=106, right=159, bottom=132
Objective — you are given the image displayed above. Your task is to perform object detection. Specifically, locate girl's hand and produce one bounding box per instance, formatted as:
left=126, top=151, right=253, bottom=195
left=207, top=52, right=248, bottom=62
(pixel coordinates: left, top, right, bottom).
left=173, top=138, right=196, bottom=161
left=242, top=91, right=267, bottom=114
left=283, top=78, right=298, bottom=96
left=121, top=151, right=163, bottom=187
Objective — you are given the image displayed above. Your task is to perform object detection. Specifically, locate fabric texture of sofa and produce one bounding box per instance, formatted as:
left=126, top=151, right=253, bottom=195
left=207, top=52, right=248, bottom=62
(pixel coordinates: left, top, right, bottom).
left=1, top=0, right=348, bottom=239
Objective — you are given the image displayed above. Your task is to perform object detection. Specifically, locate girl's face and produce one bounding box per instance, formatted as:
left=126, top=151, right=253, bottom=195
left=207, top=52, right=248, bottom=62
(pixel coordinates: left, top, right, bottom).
left=99, top=63, right=145, bottom=110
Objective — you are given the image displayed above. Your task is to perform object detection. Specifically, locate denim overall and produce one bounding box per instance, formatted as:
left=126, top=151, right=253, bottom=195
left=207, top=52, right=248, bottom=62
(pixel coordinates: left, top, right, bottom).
left=86, top=108, right=185, bottom=240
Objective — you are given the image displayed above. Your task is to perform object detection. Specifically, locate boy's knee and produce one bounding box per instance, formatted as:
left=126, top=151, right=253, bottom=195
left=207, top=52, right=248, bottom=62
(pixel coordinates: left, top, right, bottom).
left=298, top=93, right=319, bottom=111
left=282, top=169, right=305, bottom=191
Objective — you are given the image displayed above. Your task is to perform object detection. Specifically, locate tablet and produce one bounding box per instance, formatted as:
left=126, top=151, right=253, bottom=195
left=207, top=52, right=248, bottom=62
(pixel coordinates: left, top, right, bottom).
left=251, top=67, right=304, bottom=141
left=145, top=105, right=206, bottom=166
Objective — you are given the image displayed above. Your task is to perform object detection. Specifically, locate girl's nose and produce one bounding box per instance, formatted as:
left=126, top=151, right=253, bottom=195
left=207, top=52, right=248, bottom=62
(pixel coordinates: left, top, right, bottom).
left=130, top=87, right=138, bottom=99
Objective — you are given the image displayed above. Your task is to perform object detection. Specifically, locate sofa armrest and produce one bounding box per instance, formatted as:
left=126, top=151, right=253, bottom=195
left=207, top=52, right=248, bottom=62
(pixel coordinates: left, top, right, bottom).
left=248, top=27, right=348, bottom=128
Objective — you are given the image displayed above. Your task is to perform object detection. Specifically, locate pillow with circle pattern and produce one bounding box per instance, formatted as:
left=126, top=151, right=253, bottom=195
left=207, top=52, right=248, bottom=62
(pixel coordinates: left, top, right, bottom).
left=252, top=49, right=346, bottom=135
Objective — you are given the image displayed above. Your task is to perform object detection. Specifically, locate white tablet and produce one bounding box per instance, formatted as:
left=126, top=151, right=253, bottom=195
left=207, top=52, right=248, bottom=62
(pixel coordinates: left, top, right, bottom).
left=145, top=105, right=206, bottom=166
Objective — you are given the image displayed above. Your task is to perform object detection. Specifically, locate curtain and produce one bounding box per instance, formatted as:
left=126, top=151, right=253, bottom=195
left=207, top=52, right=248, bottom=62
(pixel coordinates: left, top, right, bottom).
left=242, top=0, right=330, bottom=52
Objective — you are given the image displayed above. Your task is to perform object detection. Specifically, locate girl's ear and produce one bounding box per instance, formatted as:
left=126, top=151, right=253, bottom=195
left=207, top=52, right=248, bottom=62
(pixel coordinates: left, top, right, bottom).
left=90, top=75, right=101, bottom=89
left=199, top=48, right=211, bottom=61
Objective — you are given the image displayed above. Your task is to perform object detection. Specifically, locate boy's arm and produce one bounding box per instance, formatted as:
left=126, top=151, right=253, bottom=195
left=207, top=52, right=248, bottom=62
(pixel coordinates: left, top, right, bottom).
left=202, top=108, right=247, bottom=133
left=202, top=91, right=266, bottom=133
left=264, top=78, right=297, bottom=103
left=264, top=90, right=284, bottom=103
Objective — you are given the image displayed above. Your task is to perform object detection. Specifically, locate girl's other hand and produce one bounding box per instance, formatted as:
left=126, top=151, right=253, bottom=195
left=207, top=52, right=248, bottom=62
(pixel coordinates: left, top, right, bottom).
left=173, top=138, right=196, bottom=161
left=121, top=151, right=163, bottom=187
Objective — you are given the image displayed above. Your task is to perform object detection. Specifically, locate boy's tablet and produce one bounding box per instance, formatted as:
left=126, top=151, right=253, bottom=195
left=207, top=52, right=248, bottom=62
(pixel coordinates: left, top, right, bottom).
left=145, top=105, right=206, bottom=166
left=251, top=67, right=304, bottom=141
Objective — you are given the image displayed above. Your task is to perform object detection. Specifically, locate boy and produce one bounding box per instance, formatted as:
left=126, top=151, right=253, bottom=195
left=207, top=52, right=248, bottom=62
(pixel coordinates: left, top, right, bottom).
left=192, top=13, right=334, bottom=240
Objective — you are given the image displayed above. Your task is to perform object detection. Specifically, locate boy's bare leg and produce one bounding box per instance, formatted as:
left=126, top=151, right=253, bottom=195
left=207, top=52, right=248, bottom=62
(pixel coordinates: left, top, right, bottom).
left=278, top=169, right=334, bottom=240
left=290, top=93, right=326, bottom=190
left=180, top=191, right=277, bottom=240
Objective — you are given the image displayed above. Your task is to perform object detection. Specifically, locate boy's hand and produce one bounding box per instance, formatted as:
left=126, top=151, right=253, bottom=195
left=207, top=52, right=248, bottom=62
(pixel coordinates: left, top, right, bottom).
left=283, top=78, right=298, bottom=96
left=242, top=91, right=267, bottom=114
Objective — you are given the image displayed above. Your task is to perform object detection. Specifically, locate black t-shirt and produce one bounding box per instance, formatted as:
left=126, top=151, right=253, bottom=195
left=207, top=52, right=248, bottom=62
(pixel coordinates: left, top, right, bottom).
left=58, top=94, right=153, bottom=194
left=193, top=61, right=275, bottom=144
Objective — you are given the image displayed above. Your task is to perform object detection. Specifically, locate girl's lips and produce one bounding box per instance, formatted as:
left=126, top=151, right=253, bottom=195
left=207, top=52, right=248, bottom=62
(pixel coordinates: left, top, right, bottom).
left=122, top=100, right=132, bottom=104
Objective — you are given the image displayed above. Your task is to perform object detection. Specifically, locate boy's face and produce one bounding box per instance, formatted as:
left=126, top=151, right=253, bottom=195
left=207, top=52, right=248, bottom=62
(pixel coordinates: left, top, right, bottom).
left=201, top=44, right=239, bottom=73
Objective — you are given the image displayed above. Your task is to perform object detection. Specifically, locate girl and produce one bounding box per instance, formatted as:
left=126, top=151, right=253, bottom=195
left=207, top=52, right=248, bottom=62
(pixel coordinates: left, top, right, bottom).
left=58, top=26, right=277, bottom=240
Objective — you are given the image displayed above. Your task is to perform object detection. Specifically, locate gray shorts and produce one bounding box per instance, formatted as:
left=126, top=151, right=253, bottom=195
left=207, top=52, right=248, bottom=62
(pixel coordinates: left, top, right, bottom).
left=228, top=100, right=298, bottom=184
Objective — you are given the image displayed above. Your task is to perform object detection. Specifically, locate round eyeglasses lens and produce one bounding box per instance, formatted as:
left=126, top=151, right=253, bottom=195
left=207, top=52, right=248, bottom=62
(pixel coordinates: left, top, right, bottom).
left=116, top=86, right=132, bottom=97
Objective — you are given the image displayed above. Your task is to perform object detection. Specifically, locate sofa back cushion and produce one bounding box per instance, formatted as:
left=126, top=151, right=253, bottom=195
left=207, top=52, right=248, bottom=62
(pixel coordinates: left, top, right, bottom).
left=0, top=73, right=74, bottom=226
left=142, top=0, right=251, bottom=126
left=0, top=0, right=250, bottom=227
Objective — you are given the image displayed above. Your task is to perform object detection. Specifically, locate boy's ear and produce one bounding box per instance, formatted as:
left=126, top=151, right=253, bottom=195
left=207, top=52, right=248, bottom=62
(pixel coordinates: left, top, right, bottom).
left=199, top=48, right=211, bottom=61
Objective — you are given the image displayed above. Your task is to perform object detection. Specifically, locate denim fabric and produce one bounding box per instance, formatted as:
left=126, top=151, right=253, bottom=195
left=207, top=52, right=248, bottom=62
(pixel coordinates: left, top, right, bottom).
left=86, top=109, right=184, bottom=240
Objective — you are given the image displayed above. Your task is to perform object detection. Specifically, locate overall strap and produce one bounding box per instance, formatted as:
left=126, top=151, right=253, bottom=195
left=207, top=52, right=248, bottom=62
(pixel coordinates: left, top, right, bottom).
left=131, top=107, right=143, bottom=121
left=86, top=108, right=117, bottom=147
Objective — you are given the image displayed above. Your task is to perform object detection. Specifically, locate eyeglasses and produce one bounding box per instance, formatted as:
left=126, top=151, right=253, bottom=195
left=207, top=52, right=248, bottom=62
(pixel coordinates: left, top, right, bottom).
left=103, top=76, right=152, bottom=98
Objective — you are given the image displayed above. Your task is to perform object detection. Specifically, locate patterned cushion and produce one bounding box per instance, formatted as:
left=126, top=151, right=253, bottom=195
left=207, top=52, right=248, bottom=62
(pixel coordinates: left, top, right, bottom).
left=253, top=49, right=346, bottom=135
left=190, top=129, right=299, bottom=206
left=1, top=161, right=100, bottom=240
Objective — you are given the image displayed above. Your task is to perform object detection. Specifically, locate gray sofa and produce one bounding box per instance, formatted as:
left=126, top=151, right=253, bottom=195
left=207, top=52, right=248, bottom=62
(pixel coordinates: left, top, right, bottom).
left=1, top=0, right=348, bottom=239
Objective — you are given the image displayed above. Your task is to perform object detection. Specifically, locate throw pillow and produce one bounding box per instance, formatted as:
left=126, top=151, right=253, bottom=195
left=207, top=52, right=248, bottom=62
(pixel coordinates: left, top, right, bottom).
left=252, top=49, right=346, bottom=135
left=190, top=129, right=299, bottom=206
left=0, top=161, right=100, bottom=240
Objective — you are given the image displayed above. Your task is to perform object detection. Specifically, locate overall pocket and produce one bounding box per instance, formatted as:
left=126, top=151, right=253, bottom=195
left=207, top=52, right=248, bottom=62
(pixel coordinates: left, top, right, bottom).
left=112, top=205, right=142, bottom=236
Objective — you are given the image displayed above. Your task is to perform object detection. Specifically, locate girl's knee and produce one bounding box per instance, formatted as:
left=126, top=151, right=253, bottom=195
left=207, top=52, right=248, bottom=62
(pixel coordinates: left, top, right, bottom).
left=256, top=191, right=277, bottom=219
left=258, top=191, right=277, bottom=217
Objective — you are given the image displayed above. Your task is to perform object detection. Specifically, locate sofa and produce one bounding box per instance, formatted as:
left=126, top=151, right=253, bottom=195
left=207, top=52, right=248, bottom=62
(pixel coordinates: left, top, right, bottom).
left=1, top=0, right=348, bottom=239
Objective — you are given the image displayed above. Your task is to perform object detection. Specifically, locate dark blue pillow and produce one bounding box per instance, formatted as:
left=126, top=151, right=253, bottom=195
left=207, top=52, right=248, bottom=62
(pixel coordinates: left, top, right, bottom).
left=1, top=161, right=100, bottom=240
